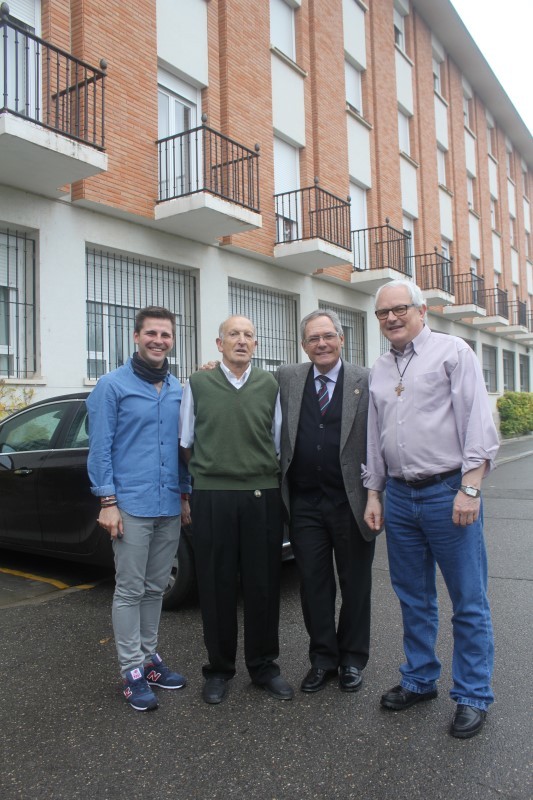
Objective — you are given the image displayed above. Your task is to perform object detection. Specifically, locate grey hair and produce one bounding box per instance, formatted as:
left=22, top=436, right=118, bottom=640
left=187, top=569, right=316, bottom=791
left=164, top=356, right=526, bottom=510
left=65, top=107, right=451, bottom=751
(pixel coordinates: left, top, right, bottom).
left=300, top=309, right=344, bottom=342
left=218, top=315, right=257, bottom=339
left=374, top=279, right=425, bottom=309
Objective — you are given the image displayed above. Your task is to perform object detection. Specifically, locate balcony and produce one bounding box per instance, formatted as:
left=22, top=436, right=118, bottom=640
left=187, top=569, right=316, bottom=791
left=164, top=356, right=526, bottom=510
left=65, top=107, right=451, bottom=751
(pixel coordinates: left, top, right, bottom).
left=274, top=183, right=351, bottom=273
left=511, top=312, right=533, bottom=343
left=493, top=300, right=530, bottom=338
left=472, top=287, right=509, bottom=329
left=350, top=222, right=412, bottom=294
left=0, top=10, right=107, bottom=197
left=442, top=273, right=486, bottom=320
left=408, top=249, right=454, bottom=306
left=154, top=125, right=261, bottom=243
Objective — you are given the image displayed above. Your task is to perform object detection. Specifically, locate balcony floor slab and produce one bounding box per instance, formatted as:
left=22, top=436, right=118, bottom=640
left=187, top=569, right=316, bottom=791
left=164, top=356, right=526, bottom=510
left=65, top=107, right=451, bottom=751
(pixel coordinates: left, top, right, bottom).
left=350, top=267, right=411, bottom=295
left=274, top=239, right=351, bottom=273
left=154, top=193, right=261, bottom=243
left=442, top=304, right=486, bottom=320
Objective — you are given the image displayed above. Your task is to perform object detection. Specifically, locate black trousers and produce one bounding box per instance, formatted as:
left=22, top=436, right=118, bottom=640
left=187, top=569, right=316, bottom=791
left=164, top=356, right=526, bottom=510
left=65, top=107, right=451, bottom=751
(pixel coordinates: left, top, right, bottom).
left=289, top=491, right=375, bottom=671
left=192, top=488, right=283, bottom=683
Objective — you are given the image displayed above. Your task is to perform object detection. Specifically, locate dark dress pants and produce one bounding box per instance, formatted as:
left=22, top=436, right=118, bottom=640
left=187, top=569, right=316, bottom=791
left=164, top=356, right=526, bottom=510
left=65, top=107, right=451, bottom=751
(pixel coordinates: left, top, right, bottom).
left=192, top=488, right=283, bottom=683
left=289, top=491, right=375, bottom=671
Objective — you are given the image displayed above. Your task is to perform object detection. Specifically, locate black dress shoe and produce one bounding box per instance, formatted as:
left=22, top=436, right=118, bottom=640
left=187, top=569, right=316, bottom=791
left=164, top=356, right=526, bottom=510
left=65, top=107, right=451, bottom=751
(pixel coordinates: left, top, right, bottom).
left=339, top=666, right=363, bottom=692
left=300, top=667, right=337, bottom=693
left=260, top=674, right=294, bottom=700
left=380, top=684, right=438, bottom=710
left=202, top=677, right=228, bottom=705
left=450, top=704, right=487, bottom=739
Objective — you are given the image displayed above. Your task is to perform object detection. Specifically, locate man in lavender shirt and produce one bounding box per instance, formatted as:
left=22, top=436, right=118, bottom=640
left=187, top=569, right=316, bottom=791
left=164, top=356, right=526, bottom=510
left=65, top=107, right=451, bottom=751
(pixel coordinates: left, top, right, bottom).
left=363, top=279, right=500, bottom=739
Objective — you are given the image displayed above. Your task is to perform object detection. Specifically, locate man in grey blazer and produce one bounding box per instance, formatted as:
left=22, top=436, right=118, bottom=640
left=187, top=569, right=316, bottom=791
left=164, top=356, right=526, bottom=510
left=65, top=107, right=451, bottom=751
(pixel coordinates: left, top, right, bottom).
left=277, top=309, right=380, bottom=694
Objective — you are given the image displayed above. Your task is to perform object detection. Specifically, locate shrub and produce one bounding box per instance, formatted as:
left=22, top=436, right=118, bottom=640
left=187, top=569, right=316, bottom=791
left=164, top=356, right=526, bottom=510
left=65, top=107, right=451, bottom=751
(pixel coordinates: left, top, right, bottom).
left=496, top=391, right=533, bottom=438
left=0, top=380, right=34, bottom=421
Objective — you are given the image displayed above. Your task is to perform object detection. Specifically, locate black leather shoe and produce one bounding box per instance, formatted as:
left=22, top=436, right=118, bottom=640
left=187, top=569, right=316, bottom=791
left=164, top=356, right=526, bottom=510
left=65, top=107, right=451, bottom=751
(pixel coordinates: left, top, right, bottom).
left=300, top=667, right=337, bottom=693
left=380, top=684, right=438, bottom=710
left=339, top=666, right=363, bottom=692
left=260, top=674, right=294, bottom=700
left=450, top=704, right=487, bottom=739
left=202, top=677, right=228, bottom=705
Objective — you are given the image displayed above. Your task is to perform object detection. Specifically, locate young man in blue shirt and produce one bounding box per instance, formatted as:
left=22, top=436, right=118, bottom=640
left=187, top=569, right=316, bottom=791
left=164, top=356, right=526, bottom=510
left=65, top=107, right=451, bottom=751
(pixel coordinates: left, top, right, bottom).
left=87, top=306, right=191, bottom=711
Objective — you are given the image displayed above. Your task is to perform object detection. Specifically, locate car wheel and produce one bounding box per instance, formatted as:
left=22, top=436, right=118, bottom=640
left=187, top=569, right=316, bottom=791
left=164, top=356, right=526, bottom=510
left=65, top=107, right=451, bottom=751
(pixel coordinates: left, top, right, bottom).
left=162, top=529, right=195, bottom=610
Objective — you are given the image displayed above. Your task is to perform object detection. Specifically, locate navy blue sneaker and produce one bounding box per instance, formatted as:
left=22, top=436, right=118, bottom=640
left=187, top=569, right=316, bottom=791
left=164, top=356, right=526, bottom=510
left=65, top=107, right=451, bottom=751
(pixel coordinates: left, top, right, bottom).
left=144, top=653, right=187, bottom=690
left=122, top=667, right=158, bottom=711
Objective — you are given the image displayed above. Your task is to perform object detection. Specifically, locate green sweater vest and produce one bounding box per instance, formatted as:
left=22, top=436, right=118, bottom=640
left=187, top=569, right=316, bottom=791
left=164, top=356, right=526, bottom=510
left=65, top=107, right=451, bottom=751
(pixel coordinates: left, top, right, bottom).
left=188, top=366, right=280, bottom=490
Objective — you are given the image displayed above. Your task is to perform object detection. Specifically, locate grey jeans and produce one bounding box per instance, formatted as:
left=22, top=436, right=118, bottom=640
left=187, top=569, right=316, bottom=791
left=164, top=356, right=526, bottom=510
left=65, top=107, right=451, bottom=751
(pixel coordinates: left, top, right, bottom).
left=112, top=510, right=181, bottom=676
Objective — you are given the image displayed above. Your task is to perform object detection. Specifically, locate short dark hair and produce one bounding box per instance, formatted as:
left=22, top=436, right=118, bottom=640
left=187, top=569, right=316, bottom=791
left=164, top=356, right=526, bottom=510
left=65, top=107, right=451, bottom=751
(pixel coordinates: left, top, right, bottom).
left=134, top=306, right=176, bottom=335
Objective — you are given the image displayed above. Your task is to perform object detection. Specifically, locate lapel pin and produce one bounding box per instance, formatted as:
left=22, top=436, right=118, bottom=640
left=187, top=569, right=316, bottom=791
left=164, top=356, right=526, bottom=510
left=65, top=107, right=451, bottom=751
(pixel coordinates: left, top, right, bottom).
left=354, top=389, right=360, bottom=395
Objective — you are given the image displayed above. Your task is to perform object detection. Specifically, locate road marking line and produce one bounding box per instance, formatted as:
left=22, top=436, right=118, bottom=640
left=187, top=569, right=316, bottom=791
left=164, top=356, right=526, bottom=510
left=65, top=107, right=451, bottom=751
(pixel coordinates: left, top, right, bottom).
left=0, top=567, right=69, bottom=589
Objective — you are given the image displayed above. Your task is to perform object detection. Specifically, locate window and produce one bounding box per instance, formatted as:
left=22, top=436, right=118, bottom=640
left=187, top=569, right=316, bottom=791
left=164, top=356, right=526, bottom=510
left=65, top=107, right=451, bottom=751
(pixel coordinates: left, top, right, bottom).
left=467, top=174, right=476, bottom=211
left=393, top=7, right=405, bottom=52
left=490, top=197, right=498, bottom=230
left=398, top=110, right=410, bottom=156
left=318, top=302, right=366, bottom=366
left=486, top=118, right=496, bottom=158
left=506, top=146, right=514, bottom=181
left=482, top=345, right=497, bottom=392
left=274, top=137, right=300, bottom=242
left=157, top=75, right=199, bottom=201
left=86, top=249, right=197, bottom=382
left=270, top=0, right=296, bottom=61
left=509, top=216, right=517, bottom=249
left=519, top=354, right=530, bottom=392
left=345, top=60, right=363, bottom=115
left=437, top=147, right=447, bottom=186
left=0, top=402, right=70, bottom=454
left=463, top=93, right=473, bottom=130
left=432, top=57, right=442, bottom=95
left=522, top=165, right=529, bottom=198
left=228, top=280, right=298, bottom=370
left=0, top=229, right=35, bottom=379
left=503, top=350, right=515, bottom=392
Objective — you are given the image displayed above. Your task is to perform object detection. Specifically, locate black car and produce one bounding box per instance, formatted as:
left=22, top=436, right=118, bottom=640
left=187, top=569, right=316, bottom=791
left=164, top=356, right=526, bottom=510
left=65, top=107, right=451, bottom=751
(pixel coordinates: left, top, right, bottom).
left=0, top=393, right=292, bottom=608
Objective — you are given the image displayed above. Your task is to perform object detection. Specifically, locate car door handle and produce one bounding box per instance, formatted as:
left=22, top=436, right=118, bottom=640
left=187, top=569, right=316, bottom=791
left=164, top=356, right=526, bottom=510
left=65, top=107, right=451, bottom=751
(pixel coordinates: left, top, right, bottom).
left=13, top=468, right=33, bottom=476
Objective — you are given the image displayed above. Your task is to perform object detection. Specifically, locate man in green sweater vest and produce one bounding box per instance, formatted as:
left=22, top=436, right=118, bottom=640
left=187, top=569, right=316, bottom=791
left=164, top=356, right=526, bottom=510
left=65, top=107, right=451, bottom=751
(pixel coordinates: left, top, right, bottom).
left=180, top=315, right=293, bottom=704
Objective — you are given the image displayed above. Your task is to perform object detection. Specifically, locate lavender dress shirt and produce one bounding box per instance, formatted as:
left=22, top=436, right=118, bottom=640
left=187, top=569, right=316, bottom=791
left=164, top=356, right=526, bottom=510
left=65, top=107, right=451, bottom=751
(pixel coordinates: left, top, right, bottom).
left=362, top=325, right=500, bottom=492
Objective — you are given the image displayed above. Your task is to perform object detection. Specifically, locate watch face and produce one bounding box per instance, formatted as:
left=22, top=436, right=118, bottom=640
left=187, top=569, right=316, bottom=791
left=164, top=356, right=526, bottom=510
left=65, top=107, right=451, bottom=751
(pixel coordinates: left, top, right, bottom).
left=463, top=486, right=479, bottom=497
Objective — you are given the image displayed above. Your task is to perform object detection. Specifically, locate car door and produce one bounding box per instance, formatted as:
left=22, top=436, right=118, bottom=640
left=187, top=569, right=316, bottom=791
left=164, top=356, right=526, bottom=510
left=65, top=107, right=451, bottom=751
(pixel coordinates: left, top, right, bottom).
left=38, top=401, right=107, bottom=559
left=0, top=401, right=74, bottom=546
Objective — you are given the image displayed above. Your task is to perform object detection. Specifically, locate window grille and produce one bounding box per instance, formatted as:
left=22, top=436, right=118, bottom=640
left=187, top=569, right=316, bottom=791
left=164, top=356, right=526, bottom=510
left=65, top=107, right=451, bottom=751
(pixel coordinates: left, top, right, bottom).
left=482, top=345, right=497, bottom=393
left=519, top=354, right=530, bottom=393
left=502, top=350, right=515, bottom=392
left=0, top=229, right=35, bottom=379
left=86, top=249, right=197, bottom=383
left=318, top=302, right=366, bottom=366
left=228, top=280, right=298, bottom=371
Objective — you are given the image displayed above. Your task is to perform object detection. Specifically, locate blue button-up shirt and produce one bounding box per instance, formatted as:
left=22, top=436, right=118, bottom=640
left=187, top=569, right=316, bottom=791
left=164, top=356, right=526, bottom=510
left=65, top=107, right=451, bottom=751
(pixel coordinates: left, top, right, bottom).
left=87, top=359, right=191, bottom=517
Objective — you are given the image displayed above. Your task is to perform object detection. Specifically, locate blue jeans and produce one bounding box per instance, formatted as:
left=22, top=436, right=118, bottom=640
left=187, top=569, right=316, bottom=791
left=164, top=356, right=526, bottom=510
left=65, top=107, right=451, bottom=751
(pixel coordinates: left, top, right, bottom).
left=112, top=511, right=181, bottom=676
left=384, top=473, right=494, bottom=710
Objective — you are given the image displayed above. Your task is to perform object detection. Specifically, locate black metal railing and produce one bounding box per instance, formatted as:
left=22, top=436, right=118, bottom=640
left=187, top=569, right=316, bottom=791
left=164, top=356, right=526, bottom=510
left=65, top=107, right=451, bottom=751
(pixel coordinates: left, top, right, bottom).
left=275, top=184, right=351, bottom=250
left=453, top=272, right=485, bottom=307
left=0, top=10, right=106, bottom=149
left=157, top=125, right=260, bottom=211
left=508, top=300, right=527, bottom=327
left=483, top=287, right=508, bottom=319
left=351, top=222, right=411, bottom=274
left=408, top=249, right=453, bottom=294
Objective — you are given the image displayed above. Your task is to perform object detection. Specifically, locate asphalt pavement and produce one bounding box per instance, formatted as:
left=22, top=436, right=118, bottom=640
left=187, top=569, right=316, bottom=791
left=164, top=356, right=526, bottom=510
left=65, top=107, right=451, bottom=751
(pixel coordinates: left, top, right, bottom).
left=1, top=438, right=532, bottom=800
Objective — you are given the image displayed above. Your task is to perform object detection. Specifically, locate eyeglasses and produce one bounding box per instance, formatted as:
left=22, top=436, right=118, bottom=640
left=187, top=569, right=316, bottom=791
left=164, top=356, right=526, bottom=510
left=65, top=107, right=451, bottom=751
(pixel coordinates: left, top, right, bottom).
left=304, top=333, right=340, bottom=346
left=374, top=304, right=416, bottom=320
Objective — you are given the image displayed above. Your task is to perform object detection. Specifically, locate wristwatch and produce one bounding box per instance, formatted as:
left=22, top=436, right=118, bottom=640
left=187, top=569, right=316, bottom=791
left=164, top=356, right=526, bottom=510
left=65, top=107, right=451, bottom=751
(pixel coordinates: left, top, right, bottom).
left=459, top=485, right=481, bottom=498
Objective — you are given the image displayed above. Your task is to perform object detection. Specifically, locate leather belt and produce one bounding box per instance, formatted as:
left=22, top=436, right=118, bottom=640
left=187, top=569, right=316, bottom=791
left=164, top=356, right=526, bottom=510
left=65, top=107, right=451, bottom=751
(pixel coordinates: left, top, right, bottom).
left=395, top=468, right=461, bottom=489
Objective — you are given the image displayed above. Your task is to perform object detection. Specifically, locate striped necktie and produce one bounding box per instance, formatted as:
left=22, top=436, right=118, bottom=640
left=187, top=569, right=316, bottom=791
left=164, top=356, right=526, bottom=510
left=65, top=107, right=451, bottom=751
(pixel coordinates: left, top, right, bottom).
left=316, top=375, right=331, bottom=415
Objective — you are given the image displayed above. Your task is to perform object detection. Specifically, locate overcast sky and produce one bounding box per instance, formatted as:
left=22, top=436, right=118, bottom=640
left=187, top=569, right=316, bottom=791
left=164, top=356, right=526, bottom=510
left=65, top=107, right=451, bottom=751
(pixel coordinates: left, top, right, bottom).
left=450, top=0, right=533, bottom=134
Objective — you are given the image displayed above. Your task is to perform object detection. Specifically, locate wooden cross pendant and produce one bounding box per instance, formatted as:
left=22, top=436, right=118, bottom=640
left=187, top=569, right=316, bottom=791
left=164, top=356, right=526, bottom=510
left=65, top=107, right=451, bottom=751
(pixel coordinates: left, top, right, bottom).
left=395, top=382, right=405, bottom=396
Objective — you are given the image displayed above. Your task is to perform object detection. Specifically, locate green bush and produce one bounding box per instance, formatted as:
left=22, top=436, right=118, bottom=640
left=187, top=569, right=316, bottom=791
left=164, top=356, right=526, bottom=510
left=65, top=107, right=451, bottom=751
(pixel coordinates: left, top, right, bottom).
left=497, top=392, right=533, bottom=438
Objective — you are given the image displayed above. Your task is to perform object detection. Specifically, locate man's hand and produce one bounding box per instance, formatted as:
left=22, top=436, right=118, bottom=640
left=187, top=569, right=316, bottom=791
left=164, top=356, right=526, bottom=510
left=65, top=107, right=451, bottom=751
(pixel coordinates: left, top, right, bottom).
left=97, top=505, right=124, bottom=540
left=199, top=360, right=219, bottom=371
left=453, top=491, right=481, bottom=527
left=364, top=491, right=384, bottom=532
left=181, top=498, right=191, bottom=526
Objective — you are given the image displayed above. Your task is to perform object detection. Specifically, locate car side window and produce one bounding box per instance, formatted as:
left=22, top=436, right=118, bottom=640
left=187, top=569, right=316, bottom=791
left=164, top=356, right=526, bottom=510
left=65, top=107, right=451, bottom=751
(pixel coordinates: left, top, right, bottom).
left=63, top=406, right=90, bottom=449
left=0, top=403, right=71, bottom=453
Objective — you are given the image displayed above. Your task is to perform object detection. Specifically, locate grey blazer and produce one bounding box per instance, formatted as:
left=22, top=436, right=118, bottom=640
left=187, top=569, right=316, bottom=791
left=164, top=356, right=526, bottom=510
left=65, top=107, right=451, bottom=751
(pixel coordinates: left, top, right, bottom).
left=277, top=361, right=380, bottom=542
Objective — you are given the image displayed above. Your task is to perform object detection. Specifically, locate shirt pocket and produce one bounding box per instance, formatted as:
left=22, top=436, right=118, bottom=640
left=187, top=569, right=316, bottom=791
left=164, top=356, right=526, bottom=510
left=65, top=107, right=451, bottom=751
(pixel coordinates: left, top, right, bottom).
left=413, top=372, right=449, bottom=412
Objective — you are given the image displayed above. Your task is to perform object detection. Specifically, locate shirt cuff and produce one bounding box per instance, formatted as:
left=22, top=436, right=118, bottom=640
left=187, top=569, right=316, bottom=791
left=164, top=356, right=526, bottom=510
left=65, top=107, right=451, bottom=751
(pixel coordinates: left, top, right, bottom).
left=91, top=484, right=116, bottom=497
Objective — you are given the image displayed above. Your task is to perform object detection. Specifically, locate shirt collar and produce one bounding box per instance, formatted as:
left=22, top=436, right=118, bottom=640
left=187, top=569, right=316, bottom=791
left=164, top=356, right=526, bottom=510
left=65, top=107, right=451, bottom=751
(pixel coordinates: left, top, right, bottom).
left=220, top=360, right=252, bottom=383
left=312, top=358, right=342, bottom=383
left=390, top=324, right=431, bottom=358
